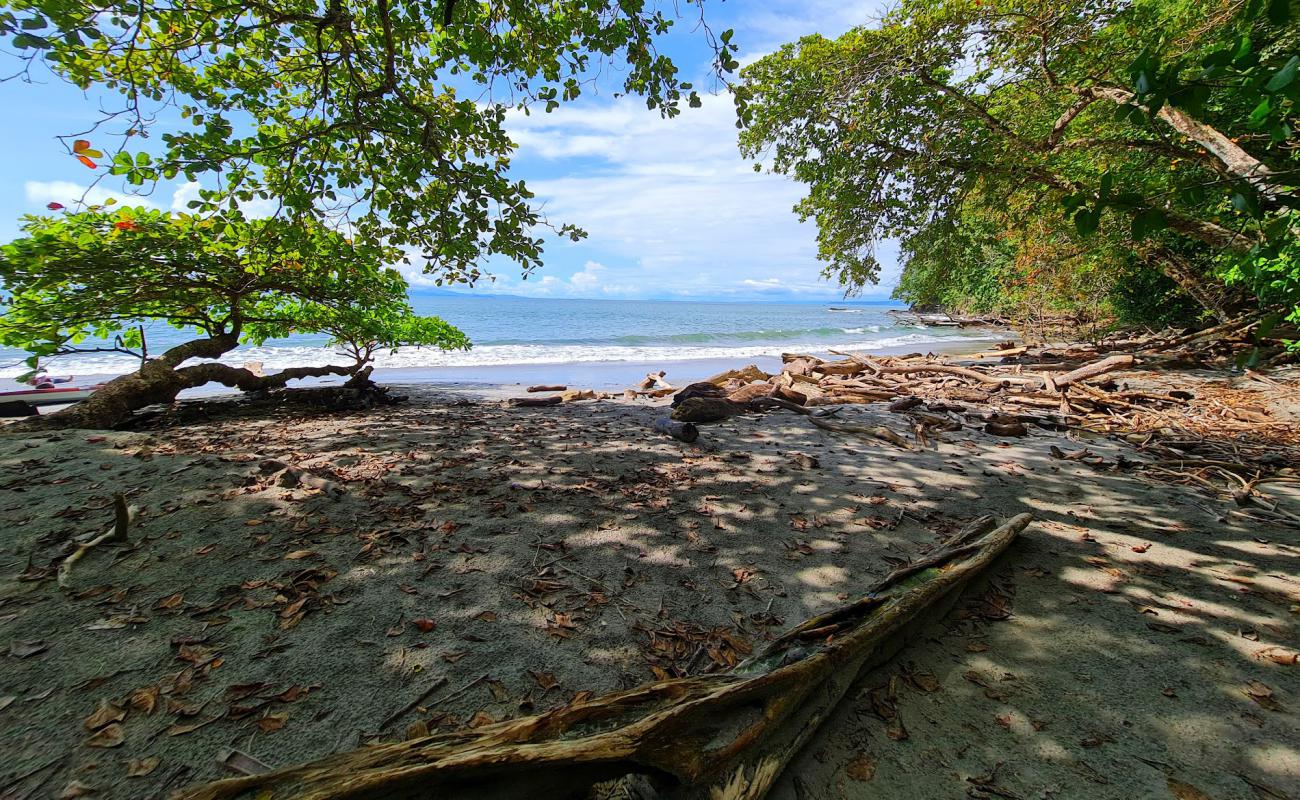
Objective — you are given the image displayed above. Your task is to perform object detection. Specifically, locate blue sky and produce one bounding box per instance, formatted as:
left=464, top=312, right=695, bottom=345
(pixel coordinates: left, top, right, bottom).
left=0, top=1, right=895, bottom=302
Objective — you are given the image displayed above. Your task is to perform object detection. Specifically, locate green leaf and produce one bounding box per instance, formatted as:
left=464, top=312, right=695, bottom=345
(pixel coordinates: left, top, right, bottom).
left=1265, top=56, right=1299, bottom=93
left=1073, top=206, right=1100, bottom=237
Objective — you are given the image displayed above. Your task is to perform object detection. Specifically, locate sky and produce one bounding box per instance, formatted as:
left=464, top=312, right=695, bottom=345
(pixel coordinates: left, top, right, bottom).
left=0, top=1, right=896, bottom=303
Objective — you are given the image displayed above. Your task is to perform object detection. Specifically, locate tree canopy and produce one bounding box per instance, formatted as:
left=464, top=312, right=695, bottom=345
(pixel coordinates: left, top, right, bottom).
left=1, top=0, right=737, bottom=284
left=737, top=0, right=1299, bottom=330
left=0, top=207, right=466, bottom=426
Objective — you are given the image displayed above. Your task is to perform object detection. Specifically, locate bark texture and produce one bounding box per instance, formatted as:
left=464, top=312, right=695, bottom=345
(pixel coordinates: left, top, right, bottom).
left=26, top=333, right=365, bottom=430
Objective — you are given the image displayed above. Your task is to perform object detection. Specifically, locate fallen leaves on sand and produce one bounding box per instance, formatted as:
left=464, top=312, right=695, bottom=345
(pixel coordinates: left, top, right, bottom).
left=127, top=756, right=161, bottom=777
left=412, top=618, right=437, bottom=633
left=85, top=722, right=125, bottom=748
left=257, top=712, right=288, bottom=732
left=8, top=638, right=49, bottom=658
left=83, top=699, right=126, bottom=730
left=128, top=686, right=160, bottom=714
left=845, top=753, right=876, bottom=781
left=1166, top=777, right=1215, bottom=800
left=530, top=670, right=560, bottom=691
left=58, top=780, right=96, bottom=798
left=1245, top=681, right=1284, bottom=712
left=864, top=677, right=908, bottom=741
left=154, top=592, right=185, bottom=610
left=638, top=620, right=752, bottom=677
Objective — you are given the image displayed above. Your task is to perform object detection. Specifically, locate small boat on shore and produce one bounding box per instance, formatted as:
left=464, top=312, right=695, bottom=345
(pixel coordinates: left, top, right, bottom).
left=0, top=384, right=102, bottom=407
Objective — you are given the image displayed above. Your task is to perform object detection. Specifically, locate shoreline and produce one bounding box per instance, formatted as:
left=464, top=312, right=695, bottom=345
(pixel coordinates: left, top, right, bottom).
left=3, top=334, right=1005, bottom=407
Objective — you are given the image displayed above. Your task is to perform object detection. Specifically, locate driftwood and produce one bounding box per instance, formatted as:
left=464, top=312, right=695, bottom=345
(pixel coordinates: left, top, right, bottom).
left=705, top=364, right=769, bottom=386
left=509, top=396, right=563, bottom=408
left=181, top=514, right=1030, bottom=800
left=807, top=415, right=911, bottom=449
left=1052, top=354, right=1135, bottom=388
left=638, top=371, right=673, bottom=392
left=57, top=493, right=134, bottom=589
left=873, top=364, right=1040, bottom=387
left=527, top=385, right=566, bottom=393
left=653, top=417, right=700, bottom=443
left=672, top=397, right=745, bottom=423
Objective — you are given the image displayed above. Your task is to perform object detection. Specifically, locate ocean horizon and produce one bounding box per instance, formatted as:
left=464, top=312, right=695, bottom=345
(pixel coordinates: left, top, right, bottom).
left=0, top=296, right=1001, bottom=388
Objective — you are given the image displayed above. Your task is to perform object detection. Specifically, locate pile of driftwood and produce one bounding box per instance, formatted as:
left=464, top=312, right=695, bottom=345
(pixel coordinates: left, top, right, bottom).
left=666, top=344, right=1141, bottom=441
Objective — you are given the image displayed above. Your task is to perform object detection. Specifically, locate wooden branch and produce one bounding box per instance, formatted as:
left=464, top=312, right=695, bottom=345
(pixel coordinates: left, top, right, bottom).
left=872, top=364, right=1040, bottom=387
left=509, top=396, right=563, bottom=408
left=653, top=417, right=700, bottom=443
left=57, top=493, right=134, bottom=589
left=1052, top=354, right=1134, bottom=388
left=806, top=415, right=911, bottom=449
left=179, top=515, right=1031, bottom=800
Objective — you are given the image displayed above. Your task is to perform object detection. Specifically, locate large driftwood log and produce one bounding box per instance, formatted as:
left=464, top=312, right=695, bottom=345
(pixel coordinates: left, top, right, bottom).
left=1051, top=354, right=1135, bottom=388
left=181, top=514, right=1030, bottom=800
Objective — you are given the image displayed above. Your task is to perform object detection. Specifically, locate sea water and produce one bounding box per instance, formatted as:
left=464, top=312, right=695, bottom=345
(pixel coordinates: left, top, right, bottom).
left=0, top=296, right=1000, bottom=388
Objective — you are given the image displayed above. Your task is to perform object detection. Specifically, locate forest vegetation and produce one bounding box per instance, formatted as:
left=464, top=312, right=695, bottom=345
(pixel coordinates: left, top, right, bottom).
left=737, top=0, right=1299, bottom=337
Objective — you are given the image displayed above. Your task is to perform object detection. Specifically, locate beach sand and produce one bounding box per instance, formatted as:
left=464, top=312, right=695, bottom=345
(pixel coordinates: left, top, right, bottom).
left=1, top=373, right=1297, bottom=798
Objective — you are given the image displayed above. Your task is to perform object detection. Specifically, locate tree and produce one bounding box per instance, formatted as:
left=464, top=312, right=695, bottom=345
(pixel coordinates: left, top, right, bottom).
left=0, top=0, right=737, bottom=285
left=736, top=0, right=1298, bottom=323
left=0, top=207, right=468, bottom=428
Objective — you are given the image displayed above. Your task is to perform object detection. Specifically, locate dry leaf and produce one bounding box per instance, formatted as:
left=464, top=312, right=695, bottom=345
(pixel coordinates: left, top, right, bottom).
left=467, top=710, right=495, bottom=728
left=530, top=671, right=559, bottom=691
left=845, top=753, right=876, bottom=782
left=86, top=722, right=126, bottom=748
left=413, top=618, right=437, bottom=633
left=128, top=686, right=159, bottom=715
left=8, top=639, right=49, bottom=658
left=127, top=756, right=161, bottom=777
left=83, top=698, right=126, bottom=730
left=155, top=592, right=185, bottom=610
left=284, top=550, right=316, bottom=560
left=257, top=713, right=288, bottom=732
left=1166, top=777, right=1214, bottom=800
left=58, top=780, right=96, bottom=798
left=1245, top=680, right=1283, bottom=712
left=476, top=611, right=498, bottom=622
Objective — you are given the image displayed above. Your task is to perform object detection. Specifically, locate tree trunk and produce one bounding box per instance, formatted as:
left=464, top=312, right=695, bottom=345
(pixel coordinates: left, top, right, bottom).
left=180, top=515, right=1030, bottom=800
left=1137, top=244, right=1244, bottom=322
left=1084, top=87, right=1290, bottom=201
left=24, top=333, right=363, bottom=430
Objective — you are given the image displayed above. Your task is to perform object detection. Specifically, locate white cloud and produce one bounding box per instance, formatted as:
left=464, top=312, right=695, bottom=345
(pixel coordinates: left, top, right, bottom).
left=481, top=92, right=894, bottom=300
left=25, top=180, right=163, bottom=211
left=170, top=181, right=202, bottom=211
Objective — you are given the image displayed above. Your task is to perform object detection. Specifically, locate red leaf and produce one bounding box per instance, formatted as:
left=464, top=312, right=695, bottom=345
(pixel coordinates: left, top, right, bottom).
left=73, top=139, right=91, bottom=153
left=76, top=154, right=97, bottom=169
left=412, top=618, right=436, bottom=632
left=46, top=202, right=65, bottom=211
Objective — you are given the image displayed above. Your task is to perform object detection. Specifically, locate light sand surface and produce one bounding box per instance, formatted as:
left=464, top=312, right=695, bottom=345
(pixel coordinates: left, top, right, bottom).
left=0, top=383, right=1296, bottom=799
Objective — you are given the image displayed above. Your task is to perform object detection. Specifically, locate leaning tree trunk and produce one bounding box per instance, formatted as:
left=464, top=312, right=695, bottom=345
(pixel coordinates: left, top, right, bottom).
left=25, top=333, right=364, bottom=430
left=1137, top=243, right=1248, bottom=323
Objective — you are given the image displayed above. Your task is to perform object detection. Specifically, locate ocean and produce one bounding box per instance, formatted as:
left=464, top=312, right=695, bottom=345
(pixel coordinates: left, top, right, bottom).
left=0, top=296, right=1002, bottom=390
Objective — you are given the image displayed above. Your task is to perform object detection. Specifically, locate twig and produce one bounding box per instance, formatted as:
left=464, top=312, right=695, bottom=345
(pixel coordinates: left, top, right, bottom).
left=378, top=677, right=450, bottom=731
left=57, top=493, right=134, bottom=589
